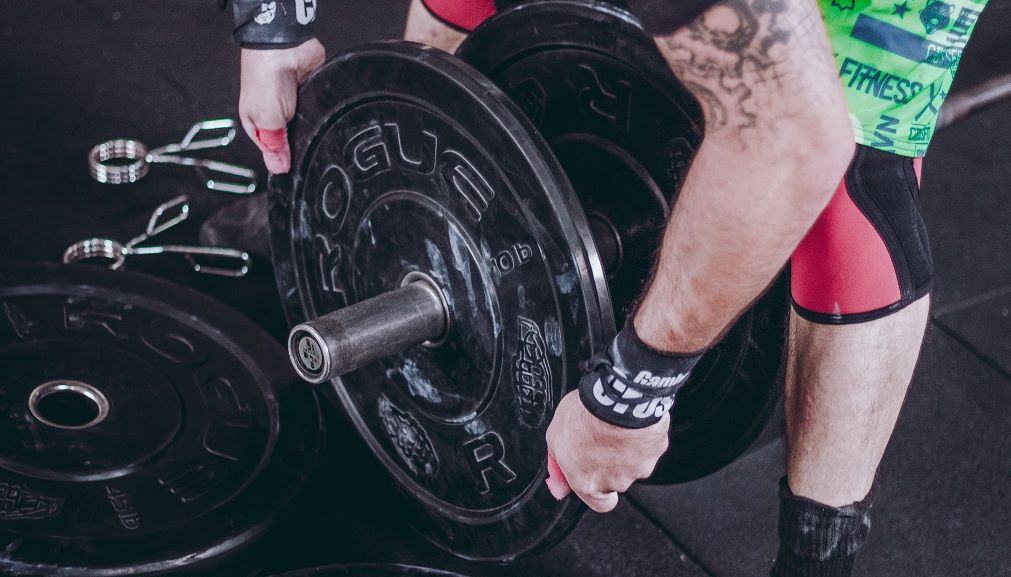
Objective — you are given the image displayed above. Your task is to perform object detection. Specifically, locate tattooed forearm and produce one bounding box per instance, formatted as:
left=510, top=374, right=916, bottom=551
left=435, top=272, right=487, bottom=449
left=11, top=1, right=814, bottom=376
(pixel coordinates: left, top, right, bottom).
left=657, top=0, right=838, bottom=144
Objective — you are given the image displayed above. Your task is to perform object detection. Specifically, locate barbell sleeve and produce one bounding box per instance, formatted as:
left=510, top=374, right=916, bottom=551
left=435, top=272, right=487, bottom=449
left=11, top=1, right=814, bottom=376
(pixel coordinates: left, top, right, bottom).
left=287, top=278, right=449, bottom=384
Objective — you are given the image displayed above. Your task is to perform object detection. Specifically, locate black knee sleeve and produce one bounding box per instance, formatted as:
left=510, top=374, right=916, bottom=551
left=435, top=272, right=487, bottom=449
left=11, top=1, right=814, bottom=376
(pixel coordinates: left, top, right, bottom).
left=771, top=477, right=876, bottom=577
left=791, top=145, right=932, bottom=325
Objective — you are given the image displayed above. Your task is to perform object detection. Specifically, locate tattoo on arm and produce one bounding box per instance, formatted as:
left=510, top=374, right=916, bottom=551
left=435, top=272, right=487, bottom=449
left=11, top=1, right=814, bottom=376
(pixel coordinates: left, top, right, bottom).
left=660, top=0, right=835, bottom=142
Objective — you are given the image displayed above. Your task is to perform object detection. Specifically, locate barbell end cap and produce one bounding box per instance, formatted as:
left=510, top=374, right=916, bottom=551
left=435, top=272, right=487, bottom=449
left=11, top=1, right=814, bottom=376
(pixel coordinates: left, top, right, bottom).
left=288, top=324, right=332, bottom=384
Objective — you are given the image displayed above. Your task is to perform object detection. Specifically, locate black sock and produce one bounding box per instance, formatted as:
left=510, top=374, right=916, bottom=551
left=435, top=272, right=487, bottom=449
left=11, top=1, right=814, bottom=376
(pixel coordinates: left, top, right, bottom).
left=770, top=476, right=877, bottom=577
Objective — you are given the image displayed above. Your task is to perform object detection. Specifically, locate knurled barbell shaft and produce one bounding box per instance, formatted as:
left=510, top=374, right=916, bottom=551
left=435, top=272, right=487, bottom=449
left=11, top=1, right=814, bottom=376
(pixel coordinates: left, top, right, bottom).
left=287, top=279, right=449, bottom=384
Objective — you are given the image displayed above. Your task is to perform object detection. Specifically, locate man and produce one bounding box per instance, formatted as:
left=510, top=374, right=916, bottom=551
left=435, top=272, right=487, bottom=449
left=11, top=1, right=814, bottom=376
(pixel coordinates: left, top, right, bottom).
left=228, top=0, right=986, bottom=573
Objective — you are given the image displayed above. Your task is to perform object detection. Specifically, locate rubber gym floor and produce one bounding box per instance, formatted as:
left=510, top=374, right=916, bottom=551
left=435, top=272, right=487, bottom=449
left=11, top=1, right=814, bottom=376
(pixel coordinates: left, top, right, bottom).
left=2, top=1, right=1010, bottom=576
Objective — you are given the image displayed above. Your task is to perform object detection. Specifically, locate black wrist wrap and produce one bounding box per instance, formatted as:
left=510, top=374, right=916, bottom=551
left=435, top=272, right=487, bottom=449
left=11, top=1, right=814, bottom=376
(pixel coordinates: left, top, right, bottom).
left=232, top=0, right=317, bottom=49
left=771, top=477, right=877, bottom=577
left=577, top=327, right=703, bottom=429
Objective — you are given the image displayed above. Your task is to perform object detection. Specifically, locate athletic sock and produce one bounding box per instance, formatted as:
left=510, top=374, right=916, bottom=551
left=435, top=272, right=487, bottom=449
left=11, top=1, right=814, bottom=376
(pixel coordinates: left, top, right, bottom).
left=770, top=476, right=876, bottom=577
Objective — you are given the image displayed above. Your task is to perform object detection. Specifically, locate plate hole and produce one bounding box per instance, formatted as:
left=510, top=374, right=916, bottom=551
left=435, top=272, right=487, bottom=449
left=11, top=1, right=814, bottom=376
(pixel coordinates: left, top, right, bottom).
left=29, top=381, right=110, bottom=430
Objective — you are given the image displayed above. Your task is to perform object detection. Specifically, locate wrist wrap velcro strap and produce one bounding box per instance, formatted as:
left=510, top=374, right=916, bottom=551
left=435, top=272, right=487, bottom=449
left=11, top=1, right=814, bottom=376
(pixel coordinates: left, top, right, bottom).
left=771, top=477, right=876, bottom=577
left=578, top=327, right=703, bottom=429
left=232, top=0, right=316, bottom=49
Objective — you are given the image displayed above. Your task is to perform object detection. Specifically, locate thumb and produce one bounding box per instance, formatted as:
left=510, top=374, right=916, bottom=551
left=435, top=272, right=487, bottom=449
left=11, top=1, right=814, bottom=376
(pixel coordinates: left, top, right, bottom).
left=239, top=48, right=300, bottom=174
left=254, top=127, right=291, bottom=174
left=545, top=452, right=572, bottom=500
left=239, top=113, right=291, bottom=175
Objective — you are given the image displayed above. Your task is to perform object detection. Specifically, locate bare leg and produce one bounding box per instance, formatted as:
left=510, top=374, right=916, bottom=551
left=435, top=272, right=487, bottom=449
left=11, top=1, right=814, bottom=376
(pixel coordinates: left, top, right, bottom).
left=403, top=0, right=467, bottom=53
left=785, top=295, right=930, bottom=506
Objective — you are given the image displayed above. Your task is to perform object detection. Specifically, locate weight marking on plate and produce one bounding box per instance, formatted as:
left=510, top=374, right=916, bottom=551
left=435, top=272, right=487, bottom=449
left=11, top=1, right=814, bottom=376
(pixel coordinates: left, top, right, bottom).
left=64, top=302, right=128, bottom=339
left=194, top=372, right=261, bottom=462
left=579, top=64, right=632, bottom=130
left=313, top=234, right=344, bottom=296
left=157, top=464, right=221, bottom=504
left=493, top=243, right=533, bottom=275
left=64, top=299, right=210, bottom=367
left=105, top=487, right=141, bottom=530
left=440, top=150, right=495, bottom=221
left=346, top=123, right=439, bottom=177
left=463, top=432, right=517, bottom=495
left=385, top=123, right=439, bottom=173
left=349, top=126, right=392, bottom=175
left=141, top=329, right=207, bottom=366
left=510, top=78, right=548, bottom=125
left=203, top=420, right=255, bottom=463
left=513, top=317, right=552, bottom=427
left=0, top=481, right=63, bottom=520
left=378, top=395, right=439, bottom=478
left=3, top=302, right=34, bottom=340
left=319, top=165, right=352, bottom=225
left=199, top=374, right=253, bottom=414
left=344, top=121, right=496, bottom=221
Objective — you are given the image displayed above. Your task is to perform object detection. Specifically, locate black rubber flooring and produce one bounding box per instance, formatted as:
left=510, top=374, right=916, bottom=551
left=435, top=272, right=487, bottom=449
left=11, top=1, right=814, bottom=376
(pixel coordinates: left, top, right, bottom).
left=1, top=1, right=1010, bottom=576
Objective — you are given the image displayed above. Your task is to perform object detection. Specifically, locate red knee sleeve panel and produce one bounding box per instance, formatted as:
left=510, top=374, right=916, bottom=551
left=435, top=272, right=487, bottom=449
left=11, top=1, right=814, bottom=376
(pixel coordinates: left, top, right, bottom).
left=421, top=0, right=497, bottom=31
left=421, top=1, right=638, bottom=32
left=791, top=146, right=932, bottom=324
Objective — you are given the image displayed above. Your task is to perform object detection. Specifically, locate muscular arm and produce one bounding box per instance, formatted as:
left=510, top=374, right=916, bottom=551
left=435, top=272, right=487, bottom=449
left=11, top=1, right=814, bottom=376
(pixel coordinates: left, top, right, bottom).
left=548, top=0, right=855, bottom=513
left=634, top=0, right=854, bottom=352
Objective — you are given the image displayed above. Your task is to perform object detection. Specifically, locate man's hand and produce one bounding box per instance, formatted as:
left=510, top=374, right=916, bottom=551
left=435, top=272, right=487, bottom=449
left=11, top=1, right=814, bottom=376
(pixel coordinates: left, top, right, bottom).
left=546, top=390, right=670, bottom=512
left=239, top=39, right=325, bottom=174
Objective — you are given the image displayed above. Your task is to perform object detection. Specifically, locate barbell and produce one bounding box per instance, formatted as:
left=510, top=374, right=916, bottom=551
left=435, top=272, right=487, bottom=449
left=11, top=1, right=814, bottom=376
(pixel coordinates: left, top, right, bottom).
left=268, top=0, right=787, bottom=562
